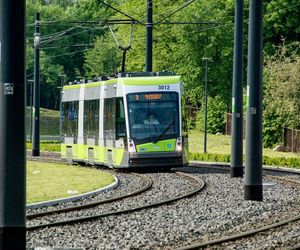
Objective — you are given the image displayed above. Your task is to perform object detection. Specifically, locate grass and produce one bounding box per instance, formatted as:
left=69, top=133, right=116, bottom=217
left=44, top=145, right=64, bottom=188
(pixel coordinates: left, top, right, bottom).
left=188, top=130, right=300, bottom=158
left=188, top=130, right=300, bottom=168
left=26, top=141, right=61, bottom=152
left=27, top=161, right=115, bottom=204
left=26, top=107, right=60, bottom=136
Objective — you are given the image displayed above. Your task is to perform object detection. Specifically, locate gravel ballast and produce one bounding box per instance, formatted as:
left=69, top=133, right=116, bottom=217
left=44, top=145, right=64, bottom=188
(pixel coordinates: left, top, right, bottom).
left=27, top=166, right=300, bottom=249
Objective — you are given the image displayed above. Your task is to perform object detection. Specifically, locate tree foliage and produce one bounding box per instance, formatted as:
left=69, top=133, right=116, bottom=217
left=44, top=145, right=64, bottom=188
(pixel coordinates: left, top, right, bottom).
left=263, top=43, right=300, bottom=147
left=195, top=95, right=227, bottom=134
left=25, top=0, right=300, bottom=148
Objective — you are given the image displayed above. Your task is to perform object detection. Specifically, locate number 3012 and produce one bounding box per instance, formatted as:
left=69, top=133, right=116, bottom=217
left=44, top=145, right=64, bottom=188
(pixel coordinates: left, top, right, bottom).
left=158, top=85, right=170, bottom=90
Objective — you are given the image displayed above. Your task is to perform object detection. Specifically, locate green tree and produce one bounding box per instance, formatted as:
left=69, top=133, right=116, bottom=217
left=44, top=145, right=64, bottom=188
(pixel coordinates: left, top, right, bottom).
left=196, top=95, right=227, bottom=134
left=84, top=35, right=121, bottom=77
left=263, top=43, right=300, bottom=147
left=264, top=0, right=300, bottom=51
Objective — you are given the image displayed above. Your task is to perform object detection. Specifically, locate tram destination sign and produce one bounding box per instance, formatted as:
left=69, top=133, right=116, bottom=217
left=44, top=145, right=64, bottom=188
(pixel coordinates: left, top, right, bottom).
left=128, top=92, right=178, bottom=102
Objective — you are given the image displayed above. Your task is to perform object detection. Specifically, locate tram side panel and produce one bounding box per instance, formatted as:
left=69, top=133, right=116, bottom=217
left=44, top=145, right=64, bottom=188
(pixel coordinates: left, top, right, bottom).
left=181, top=93, right=189, bottom=165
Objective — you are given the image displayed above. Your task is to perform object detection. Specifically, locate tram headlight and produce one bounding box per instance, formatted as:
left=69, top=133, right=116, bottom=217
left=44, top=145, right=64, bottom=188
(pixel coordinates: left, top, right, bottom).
left=128, top=139, right=136, bottom=153
left=176, top=137, right=182, bottom=152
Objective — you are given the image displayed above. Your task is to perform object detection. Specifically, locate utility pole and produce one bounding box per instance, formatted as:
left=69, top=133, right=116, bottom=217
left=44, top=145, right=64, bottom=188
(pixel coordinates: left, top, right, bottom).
left=28, top=79, right=34, bottom=142
left=0, top=0, right=26, bottom=248
left=146, top=0, right=153, bottom=72
left=32, top=12, right=40, bottom=156
left=202, top=58, right=211, bottom=154
left=230, top=0, right=244, bottom=178
left=244, top=0, right=263, bottom=201
left=59, top=74, right=64, bottom=139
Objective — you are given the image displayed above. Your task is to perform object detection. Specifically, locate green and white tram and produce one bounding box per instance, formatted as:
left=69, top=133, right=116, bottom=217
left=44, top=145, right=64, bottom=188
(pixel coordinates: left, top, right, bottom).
left=60, top=72, right=188, bottom=168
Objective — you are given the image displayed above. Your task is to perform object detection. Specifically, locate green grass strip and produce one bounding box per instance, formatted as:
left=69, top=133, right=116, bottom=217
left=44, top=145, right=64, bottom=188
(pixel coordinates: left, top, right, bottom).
left=27, top=161, right=115, bottom=204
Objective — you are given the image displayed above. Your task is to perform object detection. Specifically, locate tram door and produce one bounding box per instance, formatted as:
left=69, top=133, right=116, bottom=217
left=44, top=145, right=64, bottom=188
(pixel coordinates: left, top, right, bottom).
left=104, top=84, right=116, bottom=166
left=61, top=100, right=79, bottom=162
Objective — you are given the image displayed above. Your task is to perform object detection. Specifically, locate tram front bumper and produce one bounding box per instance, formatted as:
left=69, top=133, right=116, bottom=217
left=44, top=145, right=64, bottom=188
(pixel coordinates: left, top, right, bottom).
left=128, top=152, right=183, bottom=167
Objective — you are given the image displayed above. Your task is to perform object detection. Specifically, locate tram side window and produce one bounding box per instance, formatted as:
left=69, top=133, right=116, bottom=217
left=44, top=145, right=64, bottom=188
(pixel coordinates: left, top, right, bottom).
left=116, top=97, right=126, bottom=138
left=61, top=101, right=79, bottom=137
left=61, top=102, right=68, bottom=136
left=84, top=100, right=99, bottom=138
left=104, top=98, right=115, bottom=140
left=181, top=96, right=188, bottom=133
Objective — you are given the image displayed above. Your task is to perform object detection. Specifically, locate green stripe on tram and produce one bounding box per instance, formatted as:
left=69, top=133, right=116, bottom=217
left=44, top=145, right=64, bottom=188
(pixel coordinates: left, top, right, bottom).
left=120, top=76, right=180, bottom=86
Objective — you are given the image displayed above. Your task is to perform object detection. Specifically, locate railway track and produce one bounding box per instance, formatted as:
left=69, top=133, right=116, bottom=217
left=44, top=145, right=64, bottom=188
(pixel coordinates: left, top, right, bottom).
left=26, top=170, right=205, bottom=232
left=26, top=173, right=153, bottom=219
left=27, top=155, right=300, bottom=249
left=176, top=163, right=300, bottom=249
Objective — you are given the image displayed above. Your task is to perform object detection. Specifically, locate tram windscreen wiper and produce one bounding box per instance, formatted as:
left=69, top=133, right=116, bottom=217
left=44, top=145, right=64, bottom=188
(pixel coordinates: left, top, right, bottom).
left=152, top=121, right=174, bottom=143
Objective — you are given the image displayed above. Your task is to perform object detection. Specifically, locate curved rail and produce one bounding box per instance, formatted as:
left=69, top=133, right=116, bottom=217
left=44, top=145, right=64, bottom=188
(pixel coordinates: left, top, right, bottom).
left=26, top=172, right=205, bottom=231
left=176, top=163, right=300, bottom=249
left=177, top=213, right=300, bottom=250
left=27, top=173, right=153, bottom=219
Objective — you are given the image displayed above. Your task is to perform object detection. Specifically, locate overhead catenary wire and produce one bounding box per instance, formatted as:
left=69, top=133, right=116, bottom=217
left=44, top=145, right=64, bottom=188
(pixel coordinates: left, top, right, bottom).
left=26, top=14, right=67, bottom=27
left=155, top=1, right=300, bottom=41
left=97, top=0, right=144, bottom=25
left=155, top=0, right=197, bottom=25
left=37, top=25, right=107, bottom=46
left=42, top=44, right=94, bottom=49
left=47, top=48, right=92, bottom=59
left=40, top=27, right=76, bottom=41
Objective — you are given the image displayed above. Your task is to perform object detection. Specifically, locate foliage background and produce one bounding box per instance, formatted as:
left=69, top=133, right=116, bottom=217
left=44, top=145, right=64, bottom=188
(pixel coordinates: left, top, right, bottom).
left=26, top=0, right=300, bottom=147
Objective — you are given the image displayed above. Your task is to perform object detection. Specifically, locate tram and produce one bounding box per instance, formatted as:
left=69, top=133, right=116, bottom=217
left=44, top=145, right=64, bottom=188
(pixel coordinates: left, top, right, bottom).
left=60, top=72, right=188, bottom=168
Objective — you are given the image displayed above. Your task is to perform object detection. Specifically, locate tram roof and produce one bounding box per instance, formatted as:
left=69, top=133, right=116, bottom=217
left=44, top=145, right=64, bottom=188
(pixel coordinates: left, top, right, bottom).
left=63, top=74, right=181, bottom=90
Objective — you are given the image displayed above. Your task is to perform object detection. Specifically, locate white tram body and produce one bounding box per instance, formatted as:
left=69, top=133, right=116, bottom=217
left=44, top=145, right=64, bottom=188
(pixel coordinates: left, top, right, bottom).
left=60, top=72, right=189, bottom=168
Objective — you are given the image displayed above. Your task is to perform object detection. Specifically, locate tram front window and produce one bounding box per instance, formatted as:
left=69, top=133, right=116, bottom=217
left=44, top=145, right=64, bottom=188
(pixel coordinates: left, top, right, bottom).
left=127, top=92, right=179, bottom=144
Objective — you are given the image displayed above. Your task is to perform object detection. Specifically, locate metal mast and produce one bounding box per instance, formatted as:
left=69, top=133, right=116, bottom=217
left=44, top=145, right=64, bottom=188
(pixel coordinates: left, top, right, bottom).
left=32, top=12, right=41, bottom=156
left=0, top=0, right=26, bottom=248
left=244, top=0, right=263, bottom=201
left=230, top=0, right=244, bottom=178
left=146, top=0, right=153, bottom=72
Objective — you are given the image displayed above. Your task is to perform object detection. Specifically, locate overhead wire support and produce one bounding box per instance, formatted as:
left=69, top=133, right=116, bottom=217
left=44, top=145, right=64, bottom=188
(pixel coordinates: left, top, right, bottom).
left=68, top=19, right=140, bottom=25
left=156, top=21, right=220, bottom=25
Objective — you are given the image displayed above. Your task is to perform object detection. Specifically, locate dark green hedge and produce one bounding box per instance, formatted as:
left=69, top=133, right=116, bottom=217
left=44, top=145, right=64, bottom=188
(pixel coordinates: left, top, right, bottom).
left=189, top=153, right=300, bottom=169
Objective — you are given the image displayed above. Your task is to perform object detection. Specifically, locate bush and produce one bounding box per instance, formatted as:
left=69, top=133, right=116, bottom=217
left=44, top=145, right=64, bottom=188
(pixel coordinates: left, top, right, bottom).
left=195, top=95, right=227, bottom=134
left=190, top=153, right=300, bottom=169
left=263, top=43, right=300, bottom=147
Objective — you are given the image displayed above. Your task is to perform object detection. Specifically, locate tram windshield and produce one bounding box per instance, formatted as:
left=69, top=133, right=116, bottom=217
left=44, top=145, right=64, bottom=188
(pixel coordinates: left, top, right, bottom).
left=127, top=92, right=179, bottom=144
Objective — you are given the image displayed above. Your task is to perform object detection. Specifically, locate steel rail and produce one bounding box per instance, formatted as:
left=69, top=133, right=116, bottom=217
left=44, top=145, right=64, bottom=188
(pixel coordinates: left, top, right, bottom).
left=177, top=213, right=300, bottom=250
left=26, top=173, right=153, bottom=219
left=26, top=172, right=205, bottom=231
left=176, top=163, right=300, bottom=249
